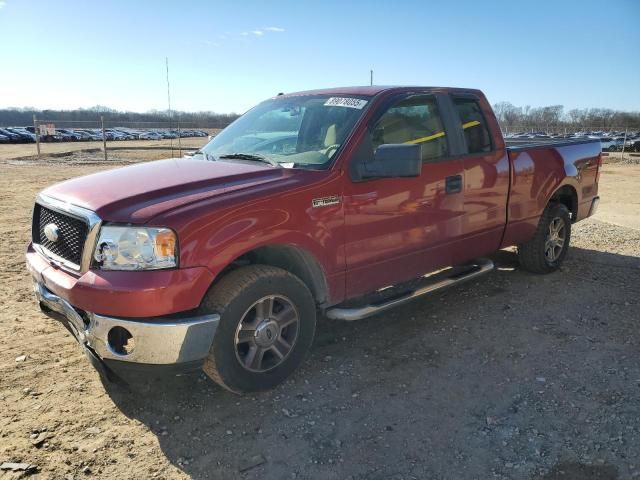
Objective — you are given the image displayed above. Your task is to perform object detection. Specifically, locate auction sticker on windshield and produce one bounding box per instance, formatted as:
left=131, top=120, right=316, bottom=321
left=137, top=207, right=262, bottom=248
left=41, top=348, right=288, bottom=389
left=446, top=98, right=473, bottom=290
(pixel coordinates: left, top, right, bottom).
left=324, top=97, right=368, bottom=109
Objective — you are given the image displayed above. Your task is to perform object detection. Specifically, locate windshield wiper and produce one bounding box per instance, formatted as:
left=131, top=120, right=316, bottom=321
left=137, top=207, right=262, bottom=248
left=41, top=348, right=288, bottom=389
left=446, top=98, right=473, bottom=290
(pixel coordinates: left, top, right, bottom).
left=218, top=153, right=281, bottom=168
left=197, top=151, right=216, bottom=161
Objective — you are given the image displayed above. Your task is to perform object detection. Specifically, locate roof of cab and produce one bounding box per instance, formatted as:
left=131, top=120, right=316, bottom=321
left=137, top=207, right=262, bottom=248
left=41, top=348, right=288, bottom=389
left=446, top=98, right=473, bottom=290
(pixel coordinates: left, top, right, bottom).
left=278, top=85, right=483, bottom=98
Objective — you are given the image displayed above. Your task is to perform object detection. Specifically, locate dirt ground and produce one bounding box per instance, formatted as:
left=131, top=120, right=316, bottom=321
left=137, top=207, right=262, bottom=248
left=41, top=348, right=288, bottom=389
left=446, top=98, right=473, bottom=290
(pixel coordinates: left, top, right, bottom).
left=0, top=154, right=639, bottom=480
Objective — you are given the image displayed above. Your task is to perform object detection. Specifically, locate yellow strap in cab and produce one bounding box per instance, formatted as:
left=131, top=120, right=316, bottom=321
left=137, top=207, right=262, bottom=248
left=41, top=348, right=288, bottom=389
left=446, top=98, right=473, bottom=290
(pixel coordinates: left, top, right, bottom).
left=404, top=120, right=481, bottom=145
left=462, top=120, right=481, bottom=129
left=405, top=131, right=445, bottom=145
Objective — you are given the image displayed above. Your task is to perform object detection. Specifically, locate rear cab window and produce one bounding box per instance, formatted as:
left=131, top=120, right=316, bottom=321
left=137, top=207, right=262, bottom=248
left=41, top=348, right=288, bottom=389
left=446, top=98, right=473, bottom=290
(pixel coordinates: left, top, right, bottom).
left=452, top=97, right=493, bottom=154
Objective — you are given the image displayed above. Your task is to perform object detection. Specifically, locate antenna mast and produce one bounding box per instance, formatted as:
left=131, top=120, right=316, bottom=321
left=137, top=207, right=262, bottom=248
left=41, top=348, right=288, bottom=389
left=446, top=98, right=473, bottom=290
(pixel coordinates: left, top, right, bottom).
left=166, top=57, right=174, bottom=156
left=166, top=58, right=172, bottom=119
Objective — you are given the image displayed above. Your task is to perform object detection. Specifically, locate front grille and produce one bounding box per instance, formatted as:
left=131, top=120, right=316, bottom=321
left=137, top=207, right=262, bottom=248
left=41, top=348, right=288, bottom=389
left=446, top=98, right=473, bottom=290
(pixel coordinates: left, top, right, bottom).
left=32, top=204, right=89, bottom=268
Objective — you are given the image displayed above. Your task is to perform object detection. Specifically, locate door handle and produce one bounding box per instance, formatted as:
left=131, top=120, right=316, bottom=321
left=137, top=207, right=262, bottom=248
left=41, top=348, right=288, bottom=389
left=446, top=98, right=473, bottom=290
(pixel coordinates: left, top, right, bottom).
left=445, top=175, right=462, bottom=194
left=417, top=199, right=433, bottom=207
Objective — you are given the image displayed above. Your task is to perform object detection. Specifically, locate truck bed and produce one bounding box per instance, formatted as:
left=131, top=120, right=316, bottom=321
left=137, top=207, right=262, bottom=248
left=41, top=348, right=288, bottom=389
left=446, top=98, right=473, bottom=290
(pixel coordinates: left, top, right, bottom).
left=505, top=137, right=600, bottom=151
left=501, top=135, right=601, bottom=251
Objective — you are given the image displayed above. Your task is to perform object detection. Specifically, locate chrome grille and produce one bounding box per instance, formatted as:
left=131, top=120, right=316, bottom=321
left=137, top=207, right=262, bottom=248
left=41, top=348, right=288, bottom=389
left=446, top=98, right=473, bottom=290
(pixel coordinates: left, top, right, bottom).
left=33, top=204, right=89, bottom=267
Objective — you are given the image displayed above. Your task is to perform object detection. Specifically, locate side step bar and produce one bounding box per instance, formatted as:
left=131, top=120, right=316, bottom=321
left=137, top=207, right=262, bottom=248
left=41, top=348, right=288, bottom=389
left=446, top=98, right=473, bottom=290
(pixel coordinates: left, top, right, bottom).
left=326, top=258, right=494, bottom=321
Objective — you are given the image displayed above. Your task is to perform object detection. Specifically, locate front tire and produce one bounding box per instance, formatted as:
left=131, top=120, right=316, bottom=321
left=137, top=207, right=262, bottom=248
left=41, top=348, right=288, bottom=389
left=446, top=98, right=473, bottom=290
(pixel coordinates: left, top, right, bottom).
left=201, top=265, right=316, bottom=393
left=517, top=203, right=571, bottom=274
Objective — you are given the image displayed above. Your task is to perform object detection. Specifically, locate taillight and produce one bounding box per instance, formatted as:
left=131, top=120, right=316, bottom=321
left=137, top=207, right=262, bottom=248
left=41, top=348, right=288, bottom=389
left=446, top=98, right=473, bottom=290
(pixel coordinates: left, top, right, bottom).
left=596, top=152, right=602, bottom=184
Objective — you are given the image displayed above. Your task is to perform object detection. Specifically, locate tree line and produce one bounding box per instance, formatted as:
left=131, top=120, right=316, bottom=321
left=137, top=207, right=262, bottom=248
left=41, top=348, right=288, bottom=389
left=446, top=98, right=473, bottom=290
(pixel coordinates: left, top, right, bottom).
left=0, top=106, right=240, bottom=128
left=2, top=103, right=639, bottom=133
left=492, top=102, right=640, bottom=132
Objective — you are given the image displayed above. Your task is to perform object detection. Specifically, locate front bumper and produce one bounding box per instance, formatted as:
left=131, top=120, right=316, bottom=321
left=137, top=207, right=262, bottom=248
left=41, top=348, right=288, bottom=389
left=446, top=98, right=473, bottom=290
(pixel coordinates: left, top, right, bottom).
left=32, top=280, right=219, bottom=378
left=26, top=243, right=215, bottom=318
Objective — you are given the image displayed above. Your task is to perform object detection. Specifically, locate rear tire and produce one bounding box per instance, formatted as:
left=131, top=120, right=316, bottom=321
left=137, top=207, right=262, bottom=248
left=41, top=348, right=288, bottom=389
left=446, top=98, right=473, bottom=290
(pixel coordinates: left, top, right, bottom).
left=517, top=203, right=571, bottom=274
left=201, top=265, right=316, bottom=393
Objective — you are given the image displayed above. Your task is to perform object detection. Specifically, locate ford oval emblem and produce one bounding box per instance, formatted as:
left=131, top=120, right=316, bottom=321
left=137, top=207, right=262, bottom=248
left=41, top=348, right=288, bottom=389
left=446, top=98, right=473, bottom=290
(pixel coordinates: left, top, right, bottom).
left=44, top=223, right=60, bottom=242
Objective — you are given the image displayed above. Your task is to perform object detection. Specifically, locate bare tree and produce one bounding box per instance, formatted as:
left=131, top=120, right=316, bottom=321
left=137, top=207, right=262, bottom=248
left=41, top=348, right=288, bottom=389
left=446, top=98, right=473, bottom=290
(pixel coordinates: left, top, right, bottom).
left=493, top=103, right=639, bottom=132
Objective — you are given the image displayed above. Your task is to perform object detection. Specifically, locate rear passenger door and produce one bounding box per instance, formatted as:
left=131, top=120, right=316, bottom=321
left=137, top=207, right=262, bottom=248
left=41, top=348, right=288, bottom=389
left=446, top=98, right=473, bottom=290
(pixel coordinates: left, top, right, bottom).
left=448, top=94, right=510, bottom=264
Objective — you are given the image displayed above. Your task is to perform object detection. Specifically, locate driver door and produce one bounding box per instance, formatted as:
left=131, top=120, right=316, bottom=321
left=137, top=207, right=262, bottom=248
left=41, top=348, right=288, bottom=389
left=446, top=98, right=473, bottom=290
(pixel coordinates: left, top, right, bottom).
left=343, top=94, right=465, bottom=297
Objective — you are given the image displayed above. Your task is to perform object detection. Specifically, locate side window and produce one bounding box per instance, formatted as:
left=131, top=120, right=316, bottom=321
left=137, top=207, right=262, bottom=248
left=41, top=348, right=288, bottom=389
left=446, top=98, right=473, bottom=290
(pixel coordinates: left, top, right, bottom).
left=452, top=98, right=492, bottom=154
left=372, top=96, right=448, bottom=162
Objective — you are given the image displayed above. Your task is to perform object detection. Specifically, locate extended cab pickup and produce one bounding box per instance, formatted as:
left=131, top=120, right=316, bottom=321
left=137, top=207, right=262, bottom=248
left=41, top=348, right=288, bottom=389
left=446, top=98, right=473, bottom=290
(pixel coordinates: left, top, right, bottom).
left=26, top=86, right=601, bottom=392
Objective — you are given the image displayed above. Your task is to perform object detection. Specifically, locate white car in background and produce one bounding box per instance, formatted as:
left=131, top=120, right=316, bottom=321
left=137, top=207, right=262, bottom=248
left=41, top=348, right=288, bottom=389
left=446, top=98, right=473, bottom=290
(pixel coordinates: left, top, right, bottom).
left=598, top=137, right=618, bottom=151
left=138, top=131, right=163, bottom=140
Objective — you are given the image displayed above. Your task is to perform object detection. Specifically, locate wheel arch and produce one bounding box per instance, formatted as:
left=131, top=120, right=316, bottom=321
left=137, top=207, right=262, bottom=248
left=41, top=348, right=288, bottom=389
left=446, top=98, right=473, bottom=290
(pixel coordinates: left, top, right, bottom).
left=548, top=184, right=578, bottom=222
left=211, top=244, right=330, bottom=307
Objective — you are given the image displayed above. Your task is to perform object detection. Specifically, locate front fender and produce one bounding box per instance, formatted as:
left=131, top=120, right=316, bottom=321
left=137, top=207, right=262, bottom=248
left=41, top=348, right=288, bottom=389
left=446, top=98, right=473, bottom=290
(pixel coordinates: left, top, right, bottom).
left=149, top=169, right=346, bottom=305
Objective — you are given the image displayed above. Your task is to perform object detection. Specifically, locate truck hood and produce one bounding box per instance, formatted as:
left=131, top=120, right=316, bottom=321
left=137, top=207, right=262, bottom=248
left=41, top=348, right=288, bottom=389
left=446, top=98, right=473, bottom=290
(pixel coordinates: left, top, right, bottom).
left=42, top=158, right=295, bottom=223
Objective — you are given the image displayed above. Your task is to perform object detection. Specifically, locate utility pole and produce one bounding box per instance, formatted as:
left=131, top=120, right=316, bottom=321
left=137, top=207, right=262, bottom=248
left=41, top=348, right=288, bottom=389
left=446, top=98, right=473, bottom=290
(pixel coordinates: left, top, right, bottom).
left=101, top=116, right=107, bottom=161
left=177, top=115, right=182, bottom=157
left=370, top=70, right=373, bottom=86
left=33, top=114, right=40, bottom=159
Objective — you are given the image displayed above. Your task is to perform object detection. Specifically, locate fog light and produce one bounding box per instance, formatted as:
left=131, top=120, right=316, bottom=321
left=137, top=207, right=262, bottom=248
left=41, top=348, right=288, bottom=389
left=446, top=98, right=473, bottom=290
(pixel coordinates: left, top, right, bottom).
left=107, top=326, right=135, bottom=355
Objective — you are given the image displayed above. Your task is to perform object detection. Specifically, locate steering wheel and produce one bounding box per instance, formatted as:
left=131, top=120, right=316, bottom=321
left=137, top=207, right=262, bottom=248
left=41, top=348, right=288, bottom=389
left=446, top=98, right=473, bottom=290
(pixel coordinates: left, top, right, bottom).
left=321, top=143, right=340, bottom=158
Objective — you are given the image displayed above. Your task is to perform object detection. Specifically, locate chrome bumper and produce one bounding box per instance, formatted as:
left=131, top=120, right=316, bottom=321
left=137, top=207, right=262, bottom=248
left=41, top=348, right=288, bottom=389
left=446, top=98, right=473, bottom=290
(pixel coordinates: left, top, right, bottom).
left=33, top=281, right=219, bottom=365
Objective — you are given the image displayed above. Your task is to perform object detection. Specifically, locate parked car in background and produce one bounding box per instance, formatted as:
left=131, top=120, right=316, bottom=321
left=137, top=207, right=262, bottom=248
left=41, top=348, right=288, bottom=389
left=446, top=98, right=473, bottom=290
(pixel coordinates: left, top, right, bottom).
left=24, top=126, right=60, bottom=142
left=6, top=127, right=36, bottom=143
left=71, top=130, right=95, bottom=141
left=0, top=133, right=10, bottom=144
left=0, top=125, right=216, bottom=143
left=159, top=130, right=178, bottom=139
left=99, top=130, right=116, bottom=141
left=598, top=137, right=618, bottom=151
left=104, top=129, right=128, bottom=140
left=138, top=131, right=163, bottom=140
left=74, top=129, right=103, bottom=141
left=85, top=129, right=107, bottom=140
left=111, top=129, right=137, bottom=140
left=185, top=129, right=208, bottom=137
left=0, top=128, right=23, bottom=142
left=625, top=138, right=640, bottom=152
left=612, top=137, right=626, bottom=150
left=56, top=129, right=82, bottom=141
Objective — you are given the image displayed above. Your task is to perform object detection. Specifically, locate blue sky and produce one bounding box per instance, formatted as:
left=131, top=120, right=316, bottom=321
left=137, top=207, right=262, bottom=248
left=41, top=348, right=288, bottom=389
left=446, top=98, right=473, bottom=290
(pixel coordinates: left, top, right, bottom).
left=0, top=0, right=638, bottom=113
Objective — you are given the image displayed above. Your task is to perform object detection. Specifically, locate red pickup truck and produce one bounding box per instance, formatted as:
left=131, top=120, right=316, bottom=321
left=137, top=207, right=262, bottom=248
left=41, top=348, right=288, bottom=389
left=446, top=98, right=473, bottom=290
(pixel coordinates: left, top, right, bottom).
left=26, top=86, right=601, bottom=393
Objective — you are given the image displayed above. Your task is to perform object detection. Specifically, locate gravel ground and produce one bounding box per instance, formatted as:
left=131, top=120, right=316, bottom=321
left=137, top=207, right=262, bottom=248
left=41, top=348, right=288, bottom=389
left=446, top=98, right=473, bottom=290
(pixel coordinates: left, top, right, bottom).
left=0, top=159, right=639, bottom=479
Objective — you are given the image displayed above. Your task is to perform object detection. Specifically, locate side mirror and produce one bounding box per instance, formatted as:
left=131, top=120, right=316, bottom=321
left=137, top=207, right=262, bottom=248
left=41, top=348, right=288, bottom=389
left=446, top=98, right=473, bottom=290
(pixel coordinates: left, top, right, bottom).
left=364, top=144, right=422, bottom=178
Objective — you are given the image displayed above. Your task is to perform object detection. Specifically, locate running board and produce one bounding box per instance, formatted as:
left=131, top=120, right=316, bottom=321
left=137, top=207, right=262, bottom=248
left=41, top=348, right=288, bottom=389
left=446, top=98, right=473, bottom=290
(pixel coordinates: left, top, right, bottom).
left=326, top=258, right=494, bottom=321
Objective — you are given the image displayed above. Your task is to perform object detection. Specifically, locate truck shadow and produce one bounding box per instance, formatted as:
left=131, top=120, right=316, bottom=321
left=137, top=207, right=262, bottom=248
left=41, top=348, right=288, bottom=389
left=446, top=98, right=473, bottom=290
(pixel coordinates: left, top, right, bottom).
left=102, top=246, right=639, bottom=479
left=536, top=461, right=618, bottom=479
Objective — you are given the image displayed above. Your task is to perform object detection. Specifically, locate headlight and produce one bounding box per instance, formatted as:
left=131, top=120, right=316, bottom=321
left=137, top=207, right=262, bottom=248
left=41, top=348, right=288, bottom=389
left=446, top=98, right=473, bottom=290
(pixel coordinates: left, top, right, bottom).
left=93, top=226, right=177, bottom=270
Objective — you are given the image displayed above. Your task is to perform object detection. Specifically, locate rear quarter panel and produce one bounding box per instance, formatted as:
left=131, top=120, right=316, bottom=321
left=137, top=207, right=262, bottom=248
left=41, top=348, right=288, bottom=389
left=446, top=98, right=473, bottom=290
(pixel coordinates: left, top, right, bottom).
left=501, top=141, right=600, bottom=247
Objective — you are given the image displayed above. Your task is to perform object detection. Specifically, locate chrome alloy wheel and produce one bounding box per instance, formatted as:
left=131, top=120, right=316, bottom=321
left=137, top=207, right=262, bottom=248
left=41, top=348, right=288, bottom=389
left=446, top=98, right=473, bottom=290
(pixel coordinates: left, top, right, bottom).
left=545, top=217, right=566, bottom=263
left=234, top=295, right=300, bottom=372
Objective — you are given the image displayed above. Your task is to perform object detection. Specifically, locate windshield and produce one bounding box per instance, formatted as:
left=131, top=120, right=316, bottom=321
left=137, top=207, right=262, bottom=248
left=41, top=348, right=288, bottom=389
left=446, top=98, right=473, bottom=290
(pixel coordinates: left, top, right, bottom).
left=200, top=94, right=370, bottom=169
